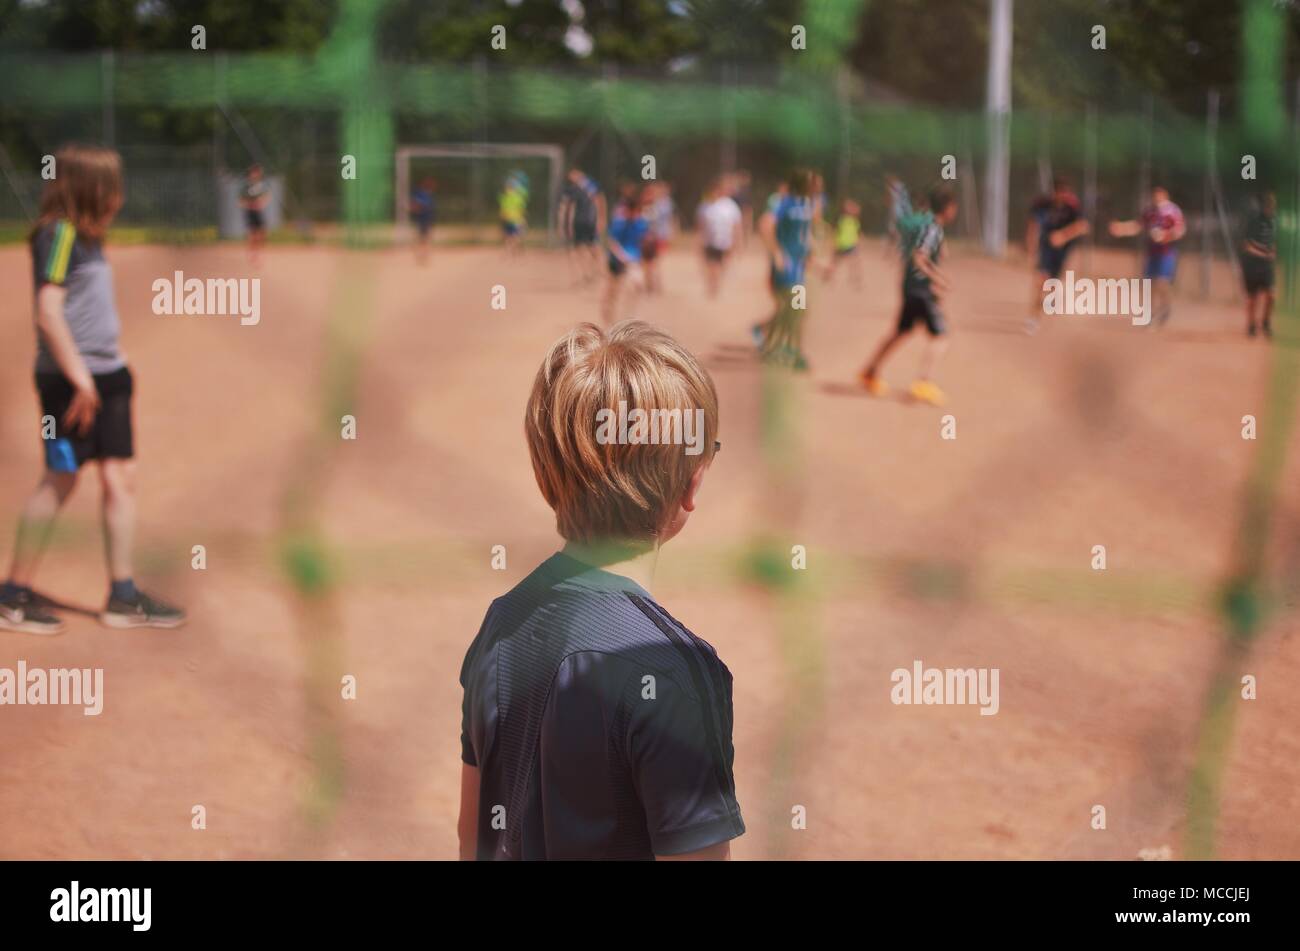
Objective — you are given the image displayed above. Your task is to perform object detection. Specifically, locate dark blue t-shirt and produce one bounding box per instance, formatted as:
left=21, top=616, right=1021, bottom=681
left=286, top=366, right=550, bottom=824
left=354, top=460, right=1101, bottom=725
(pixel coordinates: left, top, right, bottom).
left=410, top=187, right=437, bottom=223
left=562, top=174, right=601, bottom=228
left=459, top=552, right=745, bottom=860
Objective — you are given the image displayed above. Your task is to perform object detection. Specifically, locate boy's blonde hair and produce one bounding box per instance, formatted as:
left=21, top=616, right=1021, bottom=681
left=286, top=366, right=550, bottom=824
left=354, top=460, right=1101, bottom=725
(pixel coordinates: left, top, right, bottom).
left=33, top=144, right=124, bottom=242
left=526, top=321, right=719, bottom=543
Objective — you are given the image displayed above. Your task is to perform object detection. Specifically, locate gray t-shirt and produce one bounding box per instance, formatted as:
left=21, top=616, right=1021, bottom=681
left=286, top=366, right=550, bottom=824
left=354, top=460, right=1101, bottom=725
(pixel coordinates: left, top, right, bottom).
left=31, top=220, right=125, bottom=376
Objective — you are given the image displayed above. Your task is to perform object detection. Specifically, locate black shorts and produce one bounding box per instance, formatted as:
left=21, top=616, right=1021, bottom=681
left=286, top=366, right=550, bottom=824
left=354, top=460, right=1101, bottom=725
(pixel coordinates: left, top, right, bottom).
left=245, top=209, right=265, bottom=232
left=573, top=220, right=597, bottom=246
left=414, top=215, right=435, bottom=238
left=704, top=246, right=728, bottom=263
left=897, top=291, right=947, bottom=336
left=36, top=366, right=134, bottom=472
left=608, top=253, right=627, bottom=277
left=1037, top=248, right=1068, bottom=280
left=1243, top=258, right=1275, bottom=295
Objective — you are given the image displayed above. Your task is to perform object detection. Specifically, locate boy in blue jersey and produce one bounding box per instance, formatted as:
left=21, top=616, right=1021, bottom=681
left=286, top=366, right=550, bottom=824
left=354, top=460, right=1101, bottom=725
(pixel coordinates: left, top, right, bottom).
left=458, top=321, right=742, bottom=860
left=755, top=169, right=818, bottom=370
left=410, top=176, right=438, bottom=265
left=602, top=183, right=650, bottom=324
left=860, top=183, right=958, bottom=406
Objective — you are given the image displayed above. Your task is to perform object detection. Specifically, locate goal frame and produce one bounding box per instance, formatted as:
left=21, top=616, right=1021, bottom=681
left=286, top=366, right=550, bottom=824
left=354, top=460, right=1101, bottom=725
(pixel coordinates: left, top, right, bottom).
left=394, top=143, right=565, bottom=244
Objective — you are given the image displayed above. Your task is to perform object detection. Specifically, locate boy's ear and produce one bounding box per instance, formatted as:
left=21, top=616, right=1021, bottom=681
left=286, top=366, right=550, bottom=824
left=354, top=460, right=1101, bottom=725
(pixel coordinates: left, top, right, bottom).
left=681, top=463, right=709, bottom=513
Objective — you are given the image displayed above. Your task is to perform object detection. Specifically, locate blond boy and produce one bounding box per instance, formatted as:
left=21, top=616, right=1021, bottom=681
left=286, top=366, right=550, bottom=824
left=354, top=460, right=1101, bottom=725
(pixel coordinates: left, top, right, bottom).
left=457, top=321, right=743, bottom=860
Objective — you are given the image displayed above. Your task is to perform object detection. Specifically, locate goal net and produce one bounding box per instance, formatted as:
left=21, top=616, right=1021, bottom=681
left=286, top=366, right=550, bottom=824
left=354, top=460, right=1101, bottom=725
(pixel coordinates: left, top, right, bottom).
left=394, top=144, right=564, bottom=246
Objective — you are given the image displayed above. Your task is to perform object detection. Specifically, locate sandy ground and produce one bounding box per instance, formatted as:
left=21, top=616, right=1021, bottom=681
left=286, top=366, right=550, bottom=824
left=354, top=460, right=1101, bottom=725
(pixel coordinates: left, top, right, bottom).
left=1, top=234, right=1297, bottom=859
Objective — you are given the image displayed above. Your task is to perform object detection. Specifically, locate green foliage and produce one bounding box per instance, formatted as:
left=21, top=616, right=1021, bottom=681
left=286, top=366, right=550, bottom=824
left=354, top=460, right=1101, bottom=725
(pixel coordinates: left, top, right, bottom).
left=3, top=1, right=1293, bottom=107
left=378, top=0, right=573, bottom=65
left=377, top=0, right=802, bottom=70
left=851, top=0, right=1300, bottom=111
left=0, top=0, right=338, bottom=52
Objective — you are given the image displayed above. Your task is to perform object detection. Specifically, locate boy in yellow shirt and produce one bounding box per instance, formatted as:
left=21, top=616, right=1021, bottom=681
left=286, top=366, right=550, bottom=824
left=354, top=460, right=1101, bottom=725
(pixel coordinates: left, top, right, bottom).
left=822, top=198, right=863, bottom=288
left=499, top=173, right=528, bottom=254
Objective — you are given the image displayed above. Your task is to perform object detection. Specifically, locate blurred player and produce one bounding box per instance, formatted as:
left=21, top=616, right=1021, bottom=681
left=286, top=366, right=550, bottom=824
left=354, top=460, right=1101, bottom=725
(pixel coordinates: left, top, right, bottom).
left=639, top=182, right=675, bottom=294
left=756, top=168, right=817, bottom=370
left=730, top=170, right=754, bottom=248
left=1240, top=189, right=1277, bottom=339
left=558, top=167, right=606, bottom=284
left=697, top=176, right=742, bottom=298
left=602, top=184, right=650, bottom=324
left=1109, top=185, right=1185, bottom=326
left=810, top=172, right=828, bottom=234
left=1, top=144, right=186, bottom=635
left=239, top=163, right=271, bottom=266
left=884, top=174, right=908, bottom=257
left=749, top=179, right=791, bottom=345
left=822, top=198, right=863, bottom=288
left=410, top=176, right=438, bottom=265
left=859, top=183, right=958, bottom=406
left=499, top=172, right=529, bottom=255
left=1023, top=177, right=1089, bottom=334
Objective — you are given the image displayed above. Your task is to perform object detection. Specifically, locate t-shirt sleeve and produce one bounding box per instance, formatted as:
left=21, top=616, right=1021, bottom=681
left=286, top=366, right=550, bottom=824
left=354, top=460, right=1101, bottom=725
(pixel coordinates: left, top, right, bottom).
left=459, top=652, right=478, bottom=767
left=32, top=220, right=79, bottom=288
left=624, top=666, right=744, bottom=856
left=889, top=181, right=912, bottom=224
left=919, top=221, right=943, bottom=257
left=460, top=609, right=495, bottom=768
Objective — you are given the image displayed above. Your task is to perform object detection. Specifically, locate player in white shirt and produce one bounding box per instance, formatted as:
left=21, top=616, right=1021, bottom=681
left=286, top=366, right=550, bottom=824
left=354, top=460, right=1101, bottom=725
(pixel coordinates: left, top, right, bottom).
left=696, top=178, right=743, bottom=299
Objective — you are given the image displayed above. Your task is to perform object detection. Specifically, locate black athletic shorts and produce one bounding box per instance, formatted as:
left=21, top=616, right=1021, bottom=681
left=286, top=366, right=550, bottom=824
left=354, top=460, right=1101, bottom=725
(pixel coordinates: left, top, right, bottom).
left=1037, top=247, right=1068, bottom=280
left=245, top=209, right=265, bottom=232
left=608, top=253, right=627, bottom=277
left=573, top=220, right=597, bottom=246
left=704, top=246, right=727, bottom=263
left=36, top=366, right=134, bottom=472
left=1243, top=258, right=1275, bottom=295
left=897, top=290, right=947, bottom=336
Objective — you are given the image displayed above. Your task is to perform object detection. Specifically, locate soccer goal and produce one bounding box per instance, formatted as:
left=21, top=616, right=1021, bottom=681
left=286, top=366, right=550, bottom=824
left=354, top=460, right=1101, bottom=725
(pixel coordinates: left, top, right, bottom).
left=394, top=143, right=565, bottom=246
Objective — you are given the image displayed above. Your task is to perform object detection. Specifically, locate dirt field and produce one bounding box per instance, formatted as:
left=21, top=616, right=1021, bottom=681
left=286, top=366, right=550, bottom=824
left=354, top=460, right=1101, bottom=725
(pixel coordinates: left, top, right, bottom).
left=1, top=235, right=1297, bottom=860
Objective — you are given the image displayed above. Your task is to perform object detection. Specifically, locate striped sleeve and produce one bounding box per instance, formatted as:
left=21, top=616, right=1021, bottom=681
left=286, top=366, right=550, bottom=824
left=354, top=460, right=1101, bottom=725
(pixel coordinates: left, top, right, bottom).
left=889, top=180, right=912, bottom=225
left=35, top=220, right=77, bottom=287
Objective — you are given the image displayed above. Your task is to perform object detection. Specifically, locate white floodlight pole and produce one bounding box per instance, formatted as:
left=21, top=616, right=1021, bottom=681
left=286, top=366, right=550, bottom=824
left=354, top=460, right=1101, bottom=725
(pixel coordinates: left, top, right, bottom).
left=983, top=0, right=1013, bottom=256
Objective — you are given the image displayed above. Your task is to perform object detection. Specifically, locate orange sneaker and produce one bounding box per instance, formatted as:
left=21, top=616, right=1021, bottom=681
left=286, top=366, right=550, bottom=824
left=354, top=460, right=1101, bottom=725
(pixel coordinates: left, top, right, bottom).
left=909, top=379, right=945, bottom=406
left=860, top=371, right=889, bottom=396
